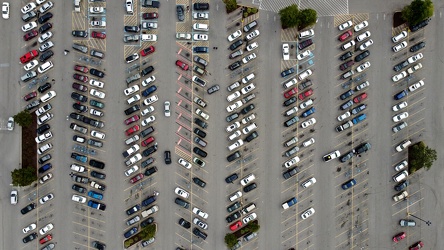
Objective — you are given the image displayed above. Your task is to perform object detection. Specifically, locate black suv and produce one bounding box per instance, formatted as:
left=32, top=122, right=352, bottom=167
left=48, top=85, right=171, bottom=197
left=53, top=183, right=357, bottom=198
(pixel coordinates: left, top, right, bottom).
left=227, top=151, right=241, bottom=162
left=89, top=159, right=105, bottom=169
left=194, top=118, right=207, bottom=129
left=245, top=131, right=258, bottom=142
left=193, top=128, right=206, bottom=138
left=339, top=51, right=353, bottom=61
left=229, top=40, right=243, bottom=51
left=143, top=144, right=158, bottom=157
left=141, top=66, right=154, bottom=76
left=409, top=41, right=425, bottom=52
left=193, top=177, right=206, bottom=188
left=36, top=124, right=50, bottom=135
left=193, top=147, right=207, bottom=158
left=175, top=198, right=190, bottom=208
left=225, top=173, right=238, bottom=183
left=243, top=183, right=257, bottom=192
left=124, top=105, right=140, bottom=115
left=355, top=50, right=370, bottom=62
left=179, top=218, right=190, bottom=228
left=39, top=23, right=52, bottom=33
left=227, top=202, right=241, bottom=212
left=355, top=142, right=371, bottom=154
left=410, top=18, right=430, bottom=32
left=38, top=12, right=53, bottom=24
left=164, top=151, right=171, bottom=164
left=241, top=104, right=255, bottom=115
left=144, top=166, right=158, bottom=176
left=72, top=30, right=88, bottom=37
left=39, top=50, right=54, bottom=62
left=72, top=184, right=86, bottom=193
left=90, top=68, right=105, bottom=78
left=193, top=2, right=209, bottom=10
left=193, top=228, right=207, bottom=240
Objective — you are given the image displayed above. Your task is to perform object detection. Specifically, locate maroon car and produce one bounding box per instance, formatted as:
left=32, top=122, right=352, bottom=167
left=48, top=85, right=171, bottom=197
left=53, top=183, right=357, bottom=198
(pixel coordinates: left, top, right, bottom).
left=91, top=31, right=106, bottom=39
left=142, top=12, right=159, bottom=19
left=339, top=30, right=352, bottom=41
left=24, top=30, right=38, bottom=41
left=24, top=91, right=37, bottom=101
left=124, top=115, right=140, bottom=125
left=74, top=65, right=88, bottom=73
left=73, top=73, right=89, bottom=83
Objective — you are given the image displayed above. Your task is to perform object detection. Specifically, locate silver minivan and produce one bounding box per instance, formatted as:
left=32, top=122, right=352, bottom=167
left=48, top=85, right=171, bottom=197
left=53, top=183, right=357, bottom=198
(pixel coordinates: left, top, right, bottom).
left=243, top=232, right=258, bottom=241
left=194, top=137, right=207, bottom=147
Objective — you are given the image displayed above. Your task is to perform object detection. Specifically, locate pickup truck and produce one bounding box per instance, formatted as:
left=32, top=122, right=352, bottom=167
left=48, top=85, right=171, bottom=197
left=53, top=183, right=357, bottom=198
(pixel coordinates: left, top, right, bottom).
left=352, top=114, right=366, bottom=124
left=87, top=200, right=106, bottom=211
left=122, top=145, right=140, bottom=158
left=70, top=123, right=87, bottom=134
left=282, top=197, right=297, bottom=210
left=335, top=120, right=353, bottom=132
left=125, top=153, right=142, bottom=166
left=142, top=0, right=160, bottom=7
left=71, top=153, right=87, bottom=163
left=141, top=205, right=158, bottom=218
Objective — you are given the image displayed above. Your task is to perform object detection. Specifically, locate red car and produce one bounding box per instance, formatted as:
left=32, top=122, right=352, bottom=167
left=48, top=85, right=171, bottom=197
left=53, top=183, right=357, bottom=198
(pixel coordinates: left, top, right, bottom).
left=141, top=46, right=155, bottom=57
left=353, top=92, right=367, bottom=103
left=130, top=173, right=144, bottom=184
left=24, top=30, right=38, bottom=41
left=176, top=60, right=189, bottom=71
left=142, top=12, right=158, bottom=19
left=141, top=136, right=155, bottom=147
left=339, top=30, right=352, bottom=41
left=73, top=73, right=89, bottom=83
left=20, top=50, right=39, bottom=64
left=392, top=232, right=406, bottom=242
left=91, top=31, right=106, bottom=39
left=39, top=234, right=52, bottom=244
left=229, top=221, right=242, bottom=231
left=284, top=87, right=298, bottom=99
left=74, top=65, right=89, bottom=73
left=125, top=125, right=140, bottom=136
left=298, top=88, right=313, bottom=100
left=24, top=91, right=37, bottom=101
left=409, top=241, right=424, bottom=250
left=125, top=115, right=140, bottom=125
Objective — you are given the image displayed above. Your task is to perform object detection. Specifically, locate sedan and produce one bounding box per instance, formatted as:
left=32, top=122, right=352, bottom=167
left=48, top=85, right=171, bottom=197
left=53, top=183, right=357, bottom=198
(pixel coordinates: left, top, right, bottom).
left=24, top=91, right=37, bottom=101
left=229, top=61, right=241, bottom=71
left=24, top=30, right=38, bottom=41
left=342, top=179, right=357, bottom=190
left=91, top=31, right=106, bottom=39
left=359, top=39, right=373, bottom=50
left=356, top=61, right=371, bottom=72
left=90, top=68, right=105, bottom=78
left=175, top=187, right=190, bottom=199
left=410, top=41, right=425, bottom=52
left=124, top=227, right=138, bottom=238
left=393, top=41, right=408, bottom=52
left=90, top=20, right=106, bottom=27
left=298, top=89, right=313, bottom=100
left=125, top=53, right=139, bottom=64
left=337, top=111, right=351, bottom=121
left=393, top=112, right=409, bottom=122
left=340, top=60, right=354, bottom=71
left=230, top=221, right=242, bottom=231
left=282, top=43, right=290, bottom=60
left=21, top=2, right=36, bottom=14
left=23, top=233, right=38, bottom=243
left=353, top=93, right=367, bottom=103
left=407, top=53, right=423, bottom=64
left=354, top=20, right=368, bottom=31
left=281, top=67, right=295, bottom=77
left=22, top=223, right=37, bottom=234
left=39, top=223, right=54, bottom=235
left=72, top=30, right=88, bottom=37
left=392, top=71, right=407, bottom=82
left=338, top=20, right=352, bottom=30
left=226, top=101, right=243, bottom=112
left=192, top=207, right=208, bottom=219
left=124, top=85, right=139, bottom=96
left=242, top=53, right=256, bottom=64
left=284, top=87, right=298, bottom=98
left=301, top=118, right=316, bottom=128
left=193, top=34, right=208, bottom=41
left=125, top=115, right=139, bottom=125
left=73, top=73, right=88, bottom=83
left=393, top=232, right=406, bottom=243
left=392, top=101, right=408, bottom=111
left=338, top=30, right=352, bottom=41
left=2, top=2, right=9, bottom=19
left=228, top=30, right=242, bottom=42
left=408, top=80, right=424, bottom=92
left=39, top=193, right=54, bottom=204
left=74, top=65, right=88, bottom=73
left=176, top=60, right=189, bottom=70
left=297, top=50, right=311, bottom=60
left=90, top=6, right=104, bottom=13
left=301, top=208, right=315, bottom=219
left=22, top=21, right=37, bottom=32
left=91, top=130, right=105, bottom=139
left=226, top=122, right=240, bottom=132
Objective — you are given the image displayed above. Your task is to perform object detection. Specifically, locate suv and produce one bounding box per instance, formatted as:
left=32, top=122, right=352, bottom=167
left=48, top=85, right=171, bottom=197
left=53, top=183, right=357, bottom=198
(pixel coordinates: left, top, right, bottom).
left=193, top=46, right=209, bottom=54
left=229, top=40, right=243, bottom=51
left=72, top=43, right=88, bottom=53
left=175, top=198, right=189, bottom=208
left=193, top=2, right=209, bottom=10
left=141, top=66, right=154, bottom=76
left=243, top=20, right=257, bottom=32
left=193, top=228, right=207, bottom=240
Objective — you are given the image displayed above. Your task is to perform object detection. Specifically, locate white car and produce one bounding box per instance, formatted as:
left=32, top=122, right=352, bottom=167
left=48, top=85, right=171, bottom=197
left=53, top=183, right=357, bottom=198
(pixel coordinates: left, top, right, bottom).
left=240, top=173, right=255, bottom=186
left=395, top=160, right=408, bottom=172
left=245, top=29, right=260, bottom=40
left=285, top=107, right=298, bottom=116
left=39, top=193, right=54, bottom=204
left=164, top=101, right=171, bottom=117
left=91, top=20, right=106, bottom=27
left=91, top=130, right=106, bottom=139
left=141, top=106, right=155, bottom=116
left=175, top=187, right=190, bottom=199
left=22, top=223, right=36, bottom=234
left=356, top=61, right=371, bottom=72
left=141, top=116, right=156, bottom=126
left=22, top=21, right=37, bottom=32
left=395, top=140, right=412, bottom=152
left=24, top=60, right=39, bottom=71
left=407, top=63, right=423, bottom=74
left=192, top=207, right=209, bottom=219
left=21, top=2, right=36, bottom=14
left=303, top=138, right=315, bottom=147
left=39, top=41, right=54, bottom=52
left=242, top=73, right=255, bottom=84
left=142, top=76, right=156, bottom=87
left=241, top=114, right=256, bottom=124
left=228, top=139, right=244, bottom=151
left=408, top=80, right=424, bottom=92
left=39, top=1, right=53, bottom=13
left=242, top=53, right=256, bottom=64
left=392, top=71, right=407, bottom=82
left=2, top=2, right=9, bottom=19
left=90, top=108, right=104, bottom=117
left=241, top=83, right=255, bottom=95
left=90, top=79, right=104, bottom=88
left=176, top=33, right=191, bottom=40
left=228, top=30, right=242, bottom=42
left=142, top=22, right=157, bottom=29
left=356, top=31, right=371, bottom=42
left=301, top=207, right=315, bottom=219
left=39, top=173, right=53, bottom=184
left=36, top=0, right=46, bottom=5
left=90, top=7, right=105, bottom=13
left=301, top=177, right=317, bottom=188
left=90, top=89, right=105, bottom=99
left=10, top=189, right=17, bottom=205
left=392, top=31, right=408, bottom=43
left=40, top=90, right=56, bottom=102
left=323, top=150, right=340, bottom=162
left=71, top=164, right=86, bottom=173
left=227, top=122, right=240, bottom=132
left=356, top=81, right=370, bottom=91
left=298, top=69, right=312, bottom=81
left=299, top=29, right=314, bottom=39
left=338, top=111, right=351, bottom=121
left=393, top=112, right=409, bottom=122
left=193, top=34, right=208, bottom=41
left=297, top=50, right=311, bottom=60
left=38, top=31, right=53, bottom=43
left=229, top=191, right=242, bottom=202
left=127, top=94, right=141, bottom=105
left=72, top=195, right=86, bottom=203
left=246, top=42, right=258, bottom=51
left=7, top=117, right=14, bottom=131
left=342, top=40, right=355, bottom=50
left=143, top=95, right=159, bottom=105
left=226, top=100, right=243, bottom=112
left=283, top=78, right=297, bottom=89
left=301, top=118, right=316, bottom=128
left=193, top=12, right=209, bottom=19
left=141, top=34, right=157, bottom=41
left=359, top=39, right=373, bottom=50
left=354, top=21, right=368, bottom=32
left=242, top=212, right=257, bottom=224
left=178, top=158, right=191, bottom=169
left=124, top=165, right=139, bottom=177
left=195, top=108, right=209, bottom=120
left=284, top=156, right=300, bottom=168
left=338, top=20, right=353, bottom=30
left=39, top=223, right=54, bottom=235
left=392, top=101, right=408, bottom=111
left=242, top=123, right=257, bottom=134
left=392, top=41, right=408, bottom=52
left=37, top=143, right=52, bottom=155
left=228, top=130, right=241, bottom=141
left=282, top=43, right=290, bottom=60
left=407, top=53, right=423, bottom=64
left=37, top=113, right=53, bottom=125
left=227, top=91, right=241, bottom=102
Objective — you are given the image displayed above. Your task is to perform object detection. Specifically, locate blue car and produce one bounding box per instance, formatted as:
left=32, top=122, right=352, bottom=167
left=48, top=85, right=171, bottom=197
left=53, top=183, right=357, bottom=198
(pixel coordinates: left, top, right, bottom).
left=282, top=197, right=298, bottom=209
left=281, top=67, right=295, bottom=77
left=141, top=195, right=157, bottom=207
left=301, top=107, right=315, bottom=118
left=342, top=179, right=357, bottom=190
left=142, top=85, right=157, bottom=97
left=87, top=200, right=106, bottom=211
left=124, top=227, right=138, bottom=238
left=394, top=90, right=408, bottom=100
left=352, top=114, right=366, bottom=124
left=88, top=190, right=103, bottom=200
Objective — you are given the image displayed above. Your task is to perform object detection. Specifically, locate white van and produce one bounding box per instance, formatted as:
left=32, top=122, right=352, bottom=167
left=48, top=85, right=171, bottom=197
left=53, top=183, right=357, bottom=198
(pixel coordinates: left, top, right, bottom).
left=125, top=0, right=133, bottom=14
left=241, top=203, right=256, bottom=215
left=38, top=61, right=53, bottom=73
left=193, top=23, right=209, bottom=31
left=393, top=170, right=409, bottom=183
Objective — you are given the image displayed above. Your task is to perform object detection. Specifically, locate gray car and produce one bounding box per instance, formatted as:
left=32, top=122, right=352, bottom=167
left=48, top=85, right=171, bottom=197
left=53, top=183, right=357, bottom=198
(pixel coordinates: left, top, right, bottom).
left=176, top=5, right=184, bottom=21
left=285, top=146, right=299, bottom=157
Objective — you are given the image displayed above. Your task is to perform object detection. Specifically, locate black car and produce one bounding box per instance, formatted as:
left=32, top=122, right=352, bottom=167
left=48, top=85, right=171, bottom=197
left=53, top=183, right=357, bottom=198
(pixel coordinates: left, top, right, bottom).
left=23, top=232, right=38, bottom=243
left=281, top=68, right=295, bottom=77
left=340, top=89, right=354, bottom=100
left=90, top=68, right=105, bottom=78
left=354, top=50, right=370, bottom=62
left=340, top=151, right=355, bottom=162
left=37, top=124, right=50, bottom=135
left=144, top=166, right=158, bottom=176
left=90, top=159, right=105, bottom=169
left=176, top=5, right=184, bottom=21
left=298, top=39, right=313, bottom=50
left=39, top=50, right=54, bottom=62
left=355, top=142, right=371, bottom=154
left=193, top=2, right=209, bottom=10
left=20, top=203, right=36, bottom=215
left=227, top=202, right=241, bottom=212
left=245, top=131, right=258, bottom=142
left=141, top=66, right=154, bottom=76
left=72, top=184, right=86, bottom=193
left=142, top=144, right=158, bottom=157
left=73, top=103, right=88, bottom=112
left=193, top=228, right=207, bottom=240
left=71, top=92, right=88, bottom=102
left=226, top=211, right=241, bottom=223
left=241, top=104, right=255, bottom=115
left=141, top=157, right=154, bottom=168
left=38, top=154, right=51, bottom=164
left=227, top=151, right=241, bottom=162
left=92, top=241, right=106, bottom=250
left=140, top=126, right=154, bottom=137
left=225, top=173, right=238, bottom=183
left=70, top=112, right=84, bottom=121
left=39, top=23, right=52, bottom=33
left=283, top=167, right=298, bottom=179
left=72, top=30, right=88, bottom=37
left=339, top=51, right=353, bottom=61
left=394, top=180, right=410, bottom=191
left=125, top=105, right=140, bottom=115
left=393, top=60, right=409, bottom=72
left=179, top=218, right=191, bottom=228
left=175, top=198, right=190, bottom=208
left=193, top=147, right=207, bottom=158
left=193, top=128, right=206, bottom=138
left=38, top=12, right=53, bottom=24
left=124, top=25, right=140, bottom=33
left=409, top=41, right=425, bottom=52
left=229, top=39, right=243, bottom=51
left=194, top=118, right=207, bottom=129
left=243, top=183, right=257, bottom=192
left=283, top=96, right=297, bottom=106
left=207, top=84, right=220, bottom=94
left=226, top=113, right=239, bottom=122
left=192, top=177, right=206, bottom=188
left=22, top=11, right=37, bottom=22
left=126, top=205, right=140, bottom=215
left=410, top=18, right=430, bottom=32
left=193, top=47, right=209, bottom=53
left=229, top=61, right=242, bottom=71
left=140, top=217, right=154, bottom=228
left=91, top=171, right=106, bottom=179
left=164, top=151, right=171, bottom=164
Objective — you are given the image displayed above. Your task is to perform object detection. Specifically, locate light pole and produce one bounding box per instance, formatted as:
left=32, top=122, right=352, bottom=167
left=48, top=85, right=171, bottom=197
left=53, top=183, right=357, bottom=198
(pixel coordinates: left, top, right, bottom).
left=407, top=212, right=432, bottom=226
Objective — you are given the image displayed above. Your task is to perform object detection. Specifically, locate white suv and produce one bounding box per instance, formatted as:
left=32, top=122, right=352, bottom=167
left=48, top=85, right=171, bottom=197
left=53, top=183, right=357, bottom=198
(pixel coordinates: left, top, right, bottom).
left=393, top=170, right=409, bottom=182
left=242, top=123, right=257, bottom=134
left=240, top=173, right=255, bottom=186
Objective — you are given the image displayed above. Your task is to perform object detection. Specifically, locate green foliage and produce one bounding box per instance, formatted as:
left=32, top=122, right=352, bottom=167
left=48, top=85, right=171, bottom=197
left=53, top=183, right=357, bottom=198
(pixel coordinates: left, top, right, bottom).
left=223, top=0, right=238, bottom=13
left=243, top=12, right=248, bottom=18
left=224, top=233, right=238, bottom=248
left=11, top=167, right=37, bottom=186
left=401, top=0, right=433, bottom=26
left=298, top=8, right=317, bottom=28
left=246, top=223, right=260, bottom=232
left=251, top=8, right=258, bottom=14
left=143, top=224, right=156, bottom=239
left=13, top=110, right=32, bottom=127
left=123, top=224, right=157, bottom=249
left=409, top=141, right=437, bottom=172
left=279, top=4, right=300, bottom=29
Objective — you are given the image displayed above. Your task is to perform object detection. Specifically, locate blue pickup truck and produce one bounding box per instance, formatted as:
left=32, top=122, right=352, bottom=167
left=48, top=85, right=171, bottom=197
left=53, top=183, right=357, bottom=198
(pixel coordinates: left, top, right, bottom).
left=71, top=153, right=87, bottom=163
left=352, top=114, right=366, bottom=124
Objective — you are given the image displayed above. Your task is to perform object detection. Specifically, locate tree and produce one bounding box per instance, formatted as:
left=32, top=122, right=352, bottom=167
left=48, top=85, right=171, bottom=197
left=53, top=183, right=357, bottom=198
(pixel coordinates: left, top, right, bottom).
left=409, top=141, right=437, bottom=172
left=144, top=224, right=156, bottom=239
left=11, top=167, right=37, bottom=186
left=246, top=223, right=260, bottom=232
left=401, top=0, right=433, bottom=26
left=224, top=233, right=238, bottom=248
left=13, top=110, right=32, bottom=127
left=223, top=0, right=238, bottom=13
left=298, top=9, right=317, bottom=28
left=279, top=4, right=299, bottom=29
